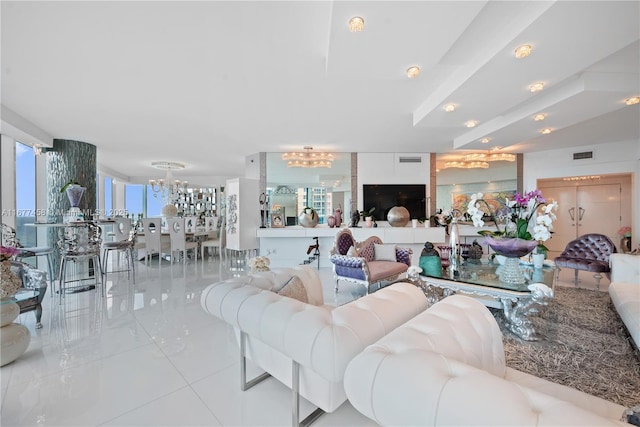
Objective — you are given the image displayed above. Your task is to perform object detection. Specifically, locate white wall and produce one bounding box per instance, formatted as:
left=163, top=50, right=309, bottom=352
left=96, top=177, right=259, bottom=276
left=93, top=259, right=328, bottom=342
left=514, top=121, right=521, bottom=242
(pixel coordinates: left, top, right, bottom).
left=524, top=139, right=639, bottom=250
left=1, top=135, right=17, bottom=229
left=357, top=152, right=431, bottom=213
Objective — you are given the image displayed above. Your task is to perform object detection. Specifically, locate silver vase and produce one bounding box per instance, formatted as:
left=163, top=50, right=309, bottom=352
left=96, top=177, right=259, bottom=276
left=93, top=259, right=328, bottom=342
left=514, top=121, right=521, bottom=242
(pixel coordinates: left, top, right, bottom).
left=65, top=185, right=86, bottom=208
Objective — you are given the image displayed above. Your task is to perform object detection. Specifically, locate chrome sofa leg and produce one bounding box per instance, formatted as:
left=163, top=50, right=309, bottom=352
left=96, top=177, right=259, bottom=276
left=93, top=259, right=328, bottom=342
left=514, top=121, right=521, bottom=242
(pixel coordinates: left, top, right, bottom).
left=240, top=331, right=271, bottom=391
left=292, top=360, right=325, bottom=427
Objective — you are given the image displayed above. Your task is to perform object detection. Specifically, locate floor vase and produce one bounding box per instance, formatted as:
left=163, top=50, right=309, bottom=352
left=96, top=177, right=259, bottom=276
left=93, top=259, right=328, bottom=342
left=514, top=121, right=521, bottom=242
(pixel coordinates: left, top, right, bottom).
left=0, top=299, right=31, bottom=366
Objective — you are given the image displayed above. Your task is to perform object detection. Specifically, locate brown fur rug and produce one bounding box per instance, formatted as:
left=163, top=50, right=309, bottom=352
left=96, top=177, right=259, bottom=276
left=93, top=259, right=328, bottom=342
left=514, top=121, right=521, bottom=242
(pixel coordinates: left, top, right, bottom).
left=498, top=286, right=640, bottom=408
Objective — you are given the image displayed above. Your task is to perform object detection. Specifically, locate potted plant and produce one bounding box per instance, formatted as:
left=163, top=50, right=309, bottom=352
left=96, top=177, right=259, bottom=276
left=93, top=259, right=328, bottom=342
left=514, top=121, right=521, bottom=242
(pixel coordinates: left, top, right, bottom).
left=357, top=207, right=374, bottom=228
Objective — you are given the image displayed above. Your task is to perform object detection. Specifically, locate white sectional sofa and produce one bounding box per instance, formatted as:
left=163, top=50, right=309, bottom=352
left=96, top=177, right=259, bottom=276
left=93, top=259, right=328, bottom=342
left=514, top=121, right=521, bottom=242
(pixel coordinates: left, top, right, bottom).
left=609, top=253, right=640, bottom=349
left=344, top=294, right=630, bottom=426
left=200, top=265, right=428, bottom=425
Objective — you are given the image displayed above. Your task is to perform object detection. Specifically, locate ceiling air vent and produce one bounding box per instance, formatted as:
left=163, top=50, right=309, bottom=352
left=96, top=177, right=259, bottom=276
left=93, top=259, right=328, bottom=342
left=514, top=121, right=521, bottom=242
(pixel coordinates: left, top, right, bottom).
left=573, top=151, right=593, bottom=160
left=398, top=156, right=422, bottom=163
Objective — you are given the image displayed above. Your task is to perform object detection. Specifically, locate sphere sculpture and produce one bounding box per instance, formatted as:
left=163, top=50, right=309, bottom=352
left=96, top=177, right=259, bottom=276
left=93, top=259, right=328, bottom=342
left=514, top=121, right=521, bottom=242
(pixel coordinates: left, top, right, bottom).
left=298, top=207, right=319, bottom=228
left=387, top=206, right=410, bottom=227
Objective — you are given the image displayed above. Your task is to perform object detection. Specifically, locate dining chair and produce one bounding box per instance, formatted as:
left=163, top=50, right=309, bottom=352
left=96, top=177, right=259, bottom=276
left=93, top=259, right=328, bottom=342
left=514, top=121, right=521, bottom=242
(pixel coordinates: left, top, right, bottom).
left=1, top=223, right=55, bottom=286
left=184, top=216, right=198, bottom=234
left=141, top=218, right=170, bottom=264
left=167, top=218, right=198, bottom=264
left=200, top=229, right=220, bottom=259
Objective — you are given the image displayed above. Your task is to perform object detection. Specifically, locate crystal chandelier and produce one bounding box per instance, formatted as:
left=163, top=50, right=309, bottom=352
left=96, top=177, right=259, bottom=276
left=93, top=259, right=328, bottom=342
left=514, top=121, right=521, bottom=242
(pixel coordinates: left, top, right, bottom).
left=463, top=152, right=516, bottom=162
left=442, top=161, right=489, bottom=169
left=282, top=146, right=334, bottom=168
left=148, top=161, right=188, bottom=205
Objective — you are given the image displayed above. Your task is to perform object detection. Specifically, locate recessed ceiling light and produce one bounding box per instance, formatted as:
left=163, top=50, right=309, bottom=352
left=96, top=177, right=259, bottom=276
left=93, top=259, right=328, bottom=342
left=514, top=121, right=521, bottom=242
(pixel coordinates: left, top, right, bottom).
left=406, top=66, right=421, bottom=78
left=349, top=16, right=364, bottom=32
left=529, top=82, right=544, bottom=93
left=465, top=120, right=478, bottom=128
left=514, top=44, right=532, bottom=59
left=443, top=103, right=456, bottom=112
left=625, top=96, right=640, bottom=106
left=540, top=128, right=552, bottom=135
left=480, top=137, right=491, bottom=144
left=533, top=114, right=546, bottom=121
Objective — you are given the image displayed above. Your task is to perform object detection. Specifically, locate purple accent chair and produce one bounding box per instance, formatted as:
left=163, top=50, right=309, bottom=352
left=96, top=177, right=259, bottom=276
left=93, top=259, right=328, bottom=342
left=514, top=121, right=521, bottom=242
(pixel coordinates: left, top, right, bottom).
left=329, top=228, right=412, bottom=294
left=554, top=233, right=617, bottom=289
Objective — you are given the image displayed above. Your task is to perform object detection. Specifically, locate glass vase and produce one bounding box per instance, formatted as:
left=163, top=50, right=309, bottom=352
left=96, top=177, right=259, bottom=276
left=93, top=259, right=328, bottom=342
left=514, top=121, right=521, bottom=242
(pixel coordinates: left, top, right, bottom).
left=485, top=236, right=538, bottom=284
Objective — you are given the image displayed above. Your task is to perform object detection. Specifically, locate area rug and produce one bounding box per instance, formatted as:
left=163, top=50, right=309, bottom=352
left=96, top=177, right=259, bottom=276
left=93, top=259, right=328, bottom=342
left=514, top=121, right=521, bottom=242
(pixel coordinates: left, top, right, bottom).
left=497, top=286, right=640, bottom=409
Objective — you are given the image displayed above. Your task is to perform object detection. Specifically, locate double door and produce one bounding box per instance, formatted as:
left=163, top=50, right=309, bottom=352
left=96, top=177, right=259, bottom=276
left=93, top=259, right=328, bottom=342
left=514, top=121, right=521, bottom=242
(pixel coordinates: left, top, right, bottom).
left=540, top=183, right=621, bottom=257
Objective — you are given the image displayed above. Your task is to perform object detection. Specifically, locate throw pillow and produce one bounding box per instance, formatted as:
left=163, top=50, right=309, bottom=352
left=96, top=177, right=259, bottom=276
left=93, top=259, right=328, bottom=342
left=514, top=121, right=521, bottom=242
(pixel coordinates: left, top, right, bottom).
left=346, top=245, right=358, bottom=257
left=277, top=275, right=309, bottom=303
left=374, top=244, right=397, bottom=262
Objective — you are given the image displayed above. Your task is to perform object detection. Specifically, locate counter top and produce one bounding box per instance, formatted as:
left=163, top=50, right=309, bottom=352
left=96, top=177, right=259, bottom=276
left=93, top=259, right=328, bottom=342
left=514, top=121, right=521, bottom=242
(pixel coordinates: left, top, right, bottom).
left=257, top=225, right=447, bottom=244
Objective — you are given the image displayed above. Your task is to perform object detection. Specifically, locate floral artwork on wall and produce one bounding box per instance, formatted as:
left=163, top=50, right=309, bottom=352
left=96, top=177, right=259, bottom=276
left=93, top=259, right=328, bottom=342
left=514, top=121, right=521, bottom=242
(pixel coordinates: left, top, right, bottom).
left=226, top=193, right=238, bottom=234
left=452, top=190, right=516, bottom=216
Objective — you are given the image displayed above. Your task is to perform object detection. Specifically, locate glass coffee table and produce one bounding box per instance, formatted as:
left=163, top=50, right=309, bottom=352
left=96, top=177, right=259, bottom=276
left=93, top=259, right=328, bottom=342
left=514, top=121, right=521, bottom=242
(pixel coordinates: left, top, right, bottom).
left=410, top=259, right=557, bottom=341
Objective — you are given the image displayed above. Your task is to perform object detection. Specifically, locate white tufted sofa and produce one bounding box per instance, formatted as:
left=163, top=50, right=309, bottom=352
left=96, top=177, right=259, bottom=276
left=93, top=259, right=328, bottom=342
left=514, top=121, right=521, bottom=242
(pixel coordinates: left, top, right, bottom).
left=344, top=294, right=629, bottom=426
left=200, top=266, right=428, bottom=425
left=609, top=253, right=640, bottom=349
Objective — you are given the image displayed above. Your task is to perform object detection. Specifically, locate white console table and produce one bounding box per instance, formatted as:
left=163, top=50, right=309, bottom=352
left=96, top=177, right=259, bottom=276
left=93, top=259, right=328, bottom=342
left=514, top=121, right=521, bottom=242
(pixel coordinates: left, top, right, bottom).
left=256, top=225, right=447, bottom=268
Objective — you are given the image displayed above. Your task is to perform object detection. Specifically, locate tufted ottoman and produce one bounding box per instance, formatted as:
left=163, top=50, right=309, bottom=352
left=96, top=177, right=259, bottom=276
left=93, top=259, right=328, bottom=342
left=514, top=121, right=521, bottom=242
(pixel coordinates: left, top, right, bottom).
left=554, top=233, right=617, bottom=289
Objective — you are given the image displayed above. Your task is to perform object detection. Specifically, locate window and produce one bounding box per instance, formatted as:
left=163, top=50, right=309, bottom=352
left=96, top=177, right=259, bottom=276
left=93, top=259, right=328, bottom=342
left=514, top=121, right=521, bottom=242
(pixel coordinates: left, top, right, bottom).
left=124, top=184, right=144, bottom=219
left=104, top=176, right=113, bottom=217
left=15, top=141, right=36, bottom=248
left=146, top=185, right=164, bottom=217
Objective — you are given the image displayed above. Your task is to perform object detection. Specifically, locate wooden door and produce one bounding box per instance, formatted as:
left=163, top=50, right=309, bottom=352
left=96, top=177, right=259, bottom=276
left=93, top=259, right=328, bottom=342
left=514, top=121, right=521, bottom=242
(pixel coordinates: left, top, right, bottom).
left=540, top=186, right=576, bottom=256
left=577, top=183, right=621, bottom=244
left=539, top=183, right=621, bottom=257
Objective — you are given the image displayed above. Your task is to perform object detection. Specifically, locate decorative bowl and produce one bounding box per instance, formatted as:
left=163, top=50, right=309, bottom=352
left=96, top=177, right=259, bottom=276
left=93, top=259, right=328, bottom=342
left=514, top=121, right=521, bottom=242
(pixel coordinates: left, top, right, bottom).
left=484, top=236, right=538, bottom=258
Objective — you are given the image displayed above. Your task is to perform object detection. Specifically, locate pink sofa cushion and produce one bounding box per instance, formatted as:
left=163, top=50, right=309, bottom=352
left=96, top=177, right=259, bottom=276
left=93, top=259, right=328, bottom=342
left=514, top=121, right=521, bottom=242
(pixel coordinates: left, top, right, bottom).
left=368, top=260, right=409, bottom=282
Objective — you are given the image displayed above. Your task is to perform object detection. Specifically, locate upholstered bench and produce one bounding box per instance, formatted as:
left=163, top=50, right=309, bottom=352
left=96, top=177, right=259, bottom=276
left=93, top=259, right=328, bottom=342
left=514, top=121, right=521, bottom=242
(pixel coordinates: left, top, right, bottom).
left=200, top=265, right=427, bottom=426
left=344, top=294, right=629, bottom=426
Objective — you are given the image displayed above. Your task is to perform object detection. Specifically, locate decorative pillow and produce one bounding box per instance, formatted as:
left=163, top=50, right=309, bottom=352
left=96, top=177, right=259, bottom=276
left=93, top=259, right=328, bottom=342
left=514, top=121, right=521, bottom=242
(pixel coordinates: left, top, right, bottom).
left=277, top=275, right=308, bottom=303
left=346, top=245, right=359, bottom=257
left=374, top=244, right=397, bottom=262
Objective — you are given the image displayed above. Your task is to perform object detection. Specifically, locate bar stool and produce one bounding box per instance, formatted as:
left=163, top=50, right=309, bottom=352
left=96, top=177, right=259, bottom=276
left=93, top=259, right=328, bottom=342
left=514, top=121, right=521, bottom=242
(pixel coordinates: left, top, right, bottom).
left=101, top=227, right=137, bottom=284
left=57, top=222, right=104, bottom=304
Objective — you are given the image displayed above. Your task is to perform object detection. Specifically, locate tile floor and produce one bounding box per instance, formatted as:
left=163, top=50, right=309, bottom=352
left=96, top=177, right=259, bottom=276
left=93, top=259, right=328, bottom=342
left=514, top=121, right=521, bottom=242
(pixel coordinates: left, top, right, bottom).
left=0, top=254, right=609, bottom=426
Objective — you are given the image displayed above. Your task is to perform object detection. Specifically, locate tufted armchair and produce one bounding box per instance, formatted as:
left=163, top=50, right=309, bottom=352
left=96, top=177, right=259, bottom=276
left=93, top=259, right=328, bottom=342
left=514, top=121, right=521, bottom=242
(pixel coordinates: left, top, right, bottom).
left=554, top=233, right=617, bottom=289
left=329, top=228, right=411, bottom=294
left=200, top=266, right=428, bottom=426
left=9, top=261, right=48, bottom=328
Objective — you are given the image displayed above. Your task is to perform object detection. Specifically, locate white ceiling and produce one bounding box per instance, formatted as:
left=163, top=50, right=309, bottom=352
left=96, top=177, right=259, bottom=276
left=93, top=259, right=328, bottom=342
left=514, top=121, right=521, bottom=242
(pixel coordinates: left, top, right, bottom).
left=2, top=1, right=639, bottom=182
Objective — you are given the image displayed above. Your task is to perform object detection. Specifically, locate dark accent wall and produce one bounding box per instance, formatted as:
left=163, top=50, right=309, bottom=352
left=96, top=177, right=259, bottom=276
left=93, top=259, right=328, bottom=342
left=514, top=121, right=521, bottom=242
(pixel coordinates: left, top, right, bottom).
left=46, top=139, right=97, bottom=269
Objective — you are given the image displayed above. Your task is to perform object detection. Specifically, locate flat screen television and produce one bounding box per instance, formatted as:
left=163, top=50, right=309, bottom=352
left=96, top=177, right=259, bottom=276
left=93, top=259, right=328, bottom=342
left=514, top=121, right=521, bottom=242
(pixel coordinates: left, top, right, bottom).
left=362, top=184, right=426, bottom=221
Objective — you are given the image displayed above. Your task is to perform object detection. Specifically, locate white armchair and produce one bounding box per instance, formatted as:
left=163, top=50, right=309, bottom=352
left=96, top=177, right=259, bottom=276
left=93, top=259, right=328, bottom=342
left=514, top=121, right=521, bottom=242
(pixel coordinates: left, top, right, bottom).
left=200, top=266, right=428, bottom=426
left=609, top=253, right=640, bottom=349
